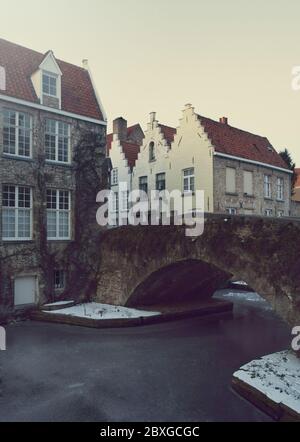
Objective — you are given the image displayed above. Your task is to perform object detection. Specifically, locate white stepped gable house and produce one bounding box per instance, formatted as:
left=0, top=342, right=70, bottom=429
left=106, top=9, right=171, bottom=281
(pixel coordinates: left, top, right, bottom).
left=109, top=104, right=292, bottom=220
left=0, top=38, right=106, bottom=309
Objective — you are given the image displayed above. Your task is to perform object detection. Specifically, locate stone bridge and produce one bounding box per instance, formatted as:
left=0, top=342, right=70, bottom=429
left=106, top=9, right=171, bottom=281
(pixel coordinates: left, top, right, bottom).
left=96, top=214, right=300, bottom=326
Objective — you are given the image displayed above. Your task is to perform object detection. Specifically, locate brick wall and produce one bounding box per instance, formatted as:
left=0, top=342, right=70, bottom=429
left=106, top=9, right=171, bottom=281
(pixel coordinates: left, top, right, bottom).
left=213, top=156, right=291, bottom=216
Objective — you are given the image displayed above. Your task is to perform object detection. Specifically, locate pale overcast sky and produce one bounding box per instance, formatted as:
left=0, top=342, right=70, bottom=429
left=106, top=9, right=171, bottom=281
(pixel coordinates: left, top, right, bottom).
left=1, top=0, right=300, bottom=164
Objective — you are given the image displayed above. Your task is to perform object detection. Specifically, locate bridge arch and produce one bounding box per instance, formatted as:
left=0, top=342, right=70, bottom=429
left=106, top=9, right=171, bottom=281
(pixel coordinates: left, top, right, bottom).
left=96, top=215, right=300, bottom=326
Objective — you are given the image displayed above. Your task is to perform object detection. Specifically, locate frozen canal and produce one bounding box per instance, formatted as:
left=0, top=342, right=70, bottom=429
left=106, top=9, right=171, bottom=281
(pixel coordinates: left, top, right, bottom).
left=0, top=290, right=292, bottom=422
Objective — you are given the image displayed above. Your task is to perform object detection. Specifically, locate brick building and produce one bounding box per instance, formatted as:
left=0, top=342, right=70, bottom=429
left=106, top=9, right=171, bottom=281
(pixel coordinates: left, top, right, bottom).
left=109, top=104, right=292, bottom=220
left=0, top=39, right=107, bottom=310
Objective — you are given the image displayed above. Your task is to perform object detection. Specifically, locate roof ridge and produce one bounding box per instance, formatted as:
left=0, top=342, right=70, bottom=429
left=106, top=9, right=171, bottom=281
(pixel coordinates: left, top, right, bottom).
left=0, top=37, right=86, bottom=72
left=198, top=114, right=270, bottom=142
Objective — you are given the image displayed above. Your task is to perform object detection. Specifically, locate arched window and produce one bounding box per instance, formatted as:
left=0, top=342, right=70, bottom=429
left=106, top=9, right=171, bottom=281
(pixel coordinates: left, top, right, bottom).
left=149, top=142, right=155, bottom=162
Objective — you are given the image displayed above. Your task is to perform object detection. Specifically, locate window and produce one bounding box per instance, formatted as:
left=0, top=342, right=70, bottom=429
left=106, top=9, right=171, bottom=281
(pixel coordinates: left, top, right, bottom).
left=47, top=189, right=71, bottom=240
left=3, top=110, right=32, bottom=158
left=264, top=175, right=271, bottom=198
left=265, top=209, right=273, bottom=217
left=120, top=191, right=129, bottom=212
left=111, top=168, right=118, bottom=186
left=243, top=171, right=253, bottom=196
left=112, top=192, right=119, bottom=213
left=139, top=176, right=148, bottom=194
left=277, top=210, right=284, bottom=217
left=276, top=177, right=284, bottom=201
left=42, top=72, right=57, bottom=97
left=226, top=208, right=237, bottom=215
left=183, top=168, right=195, bottom=193
left=2, top=185, right=32, bottom=240
left=54, top=270, right=65, bottom=290
left=156, top=173, right=166, bottom=191
left=226, top=168, right=236, bottom=194
left=45, top=119, right=70, bottom=163
left=149, top=142, right=155, bottom=162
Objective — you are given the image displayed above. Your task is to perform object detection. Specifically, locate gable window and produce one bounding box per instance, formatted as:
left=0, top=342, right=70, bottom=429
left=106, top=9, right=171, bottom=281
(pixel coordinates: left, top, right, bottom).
left=54, top=270, right=65, bottom=290
left=3, top=110, right=32, bottom=158
left=45, top=119, right=70, bottom=163
left=47, top=189, right=71, bottom=240
left=139, top=176, right=148, bottom=194
left=183, top=168, right=195, bottom=193
left=243, top=171, right=253, bottom=196
left=156, top=173, right=166, bottom=191
left=264, top=175, right=271, bottom=198
left=149, top=142, right=156, bottom=162
left=111, top=168, right=119, bottom=186
left=276, top=177, right=284, bottom=201
left=226, top=167, right=236, bottom=194
left=2, top=185, right=32, bottom=240
left=42, top=72, right=57, bottom=97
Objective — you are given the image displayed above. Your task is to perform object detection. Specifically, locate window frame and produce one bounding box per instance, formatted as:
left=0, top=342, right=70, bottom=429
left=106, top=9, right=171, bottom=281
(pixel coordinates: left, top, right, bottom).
left=264, top=175, right=272, bottom=199
left=183, top=168, right=195, bottom=194
left=2, top=185, right=33, bottom=241
left=265, top=208, right=273, bottom=217
left=276, top=177, right=284, bottom=201
left=226, top=167, right=237, bottom=194
left=139, top=176, right=148, bottom=194
left=156, top=173, right=166, bottom=191
left=111, top=168, right=119, bottom=186
left=243, top=170, right=254, bottom=196
left=46, top=189, right=71, bottom=241
left=3, top=109, right=33, bottom=159
left=45, top=119, right=71, bottom=164
left=42, top=71, right=58, bottom=98
left=226, top=207, right=237, bottom=215
left=54, top=270, right=65, bottom=290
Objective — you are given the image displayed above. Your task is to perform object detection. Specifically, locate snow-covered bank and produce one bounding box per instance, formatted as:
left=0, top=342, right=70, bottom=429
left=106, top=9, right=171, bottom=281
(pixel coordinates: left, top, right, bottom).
left=44, top=303, right=161, bottom=320
left=234, top=351, right=300, bottom=415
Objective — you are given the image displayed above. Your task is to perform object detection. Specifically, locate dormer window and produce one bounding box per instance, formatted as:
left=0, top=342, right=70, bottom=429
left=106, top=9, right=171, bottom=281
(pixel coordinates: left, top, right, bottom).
left=31, top=50, right=62, bottom=109
left=42, top=72, right=57, bottom=97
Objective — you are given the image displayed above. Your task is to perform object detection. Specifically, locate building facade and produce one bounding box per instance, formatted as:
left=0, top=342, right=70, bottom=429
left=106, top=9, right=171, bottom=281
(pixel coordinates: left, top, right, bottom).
left=0, top=39, right=107, bottom=311
left=109, top=104, right=292, bottom=220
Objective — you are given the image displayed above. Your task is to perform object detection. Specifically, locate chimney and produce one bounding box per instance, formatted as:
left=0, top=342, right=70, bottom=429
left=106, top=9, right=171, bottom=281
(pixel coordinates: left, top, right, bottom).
left=220, top=117, right=228, bottom=125
left=82, top=59, right=89, bottom=70
left=113, top=117, right=127, bottom=141
left=150, top=112, right=156, bottom=124
left=0, top=66, right=6, bottom=91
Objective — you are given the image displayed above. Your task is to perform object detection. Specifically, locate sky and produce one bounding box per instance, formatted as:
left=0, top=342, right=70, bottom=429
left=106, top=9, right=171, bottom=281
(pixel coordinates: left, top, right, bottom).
left=1, top=0, right=300, bottom=164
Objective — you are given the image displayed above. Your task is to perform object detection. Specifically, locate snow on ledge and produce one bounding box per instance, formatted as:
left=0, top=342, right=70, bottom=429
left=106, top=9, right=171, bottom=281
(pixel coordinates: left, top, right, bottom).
left=234, top=351, right=300, bottom=415
left=44, top=301, right=74, bottom=307
left=44, top=302, right=161, bottom=320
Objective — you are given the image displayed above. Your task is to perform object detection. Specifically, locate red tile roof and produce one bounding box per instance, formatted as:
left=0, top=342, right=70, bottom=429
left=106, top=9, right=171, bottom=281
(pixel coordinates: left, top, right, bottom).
left=107, top=125, right=141, bottom=169
left=159, top=124, right=176, bottom=145
left=198, top=115, right=289, bottom=170
left=0, top=38, right=103, bottom=121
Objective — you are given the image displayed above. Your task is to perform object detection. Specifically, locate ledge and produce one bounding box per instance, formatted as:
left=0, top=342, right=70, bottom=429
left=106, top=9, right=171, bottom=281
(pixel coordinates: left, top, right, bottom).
left=30, top=299, right=233, bottom=329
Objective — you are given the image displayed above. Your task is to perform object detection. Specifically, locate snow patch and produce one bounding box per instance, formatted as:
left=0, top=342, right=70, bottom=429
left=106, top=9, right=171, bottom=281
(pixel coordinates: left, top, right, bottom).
left=234, top=351, right=300, bottom=414
left=232, top=281, right=248, bottom=286
left=44, top=301, right=74, bottom=307
left=221, top=291, right=264, bottom=303
left=45, top=302, right=160, bottom=320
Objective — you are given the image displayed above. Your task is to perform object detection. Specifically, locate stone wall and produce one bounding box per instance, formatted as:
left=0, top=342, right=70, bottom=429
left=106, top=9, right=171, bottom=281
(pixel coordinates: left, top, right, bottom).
left=213, top=156, right=291, bottom=216
left=96, top=215, right=300, bottom=327
left=291, top=200, right=300, bottom=218
left=0, top=99, right=107, bottom=309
